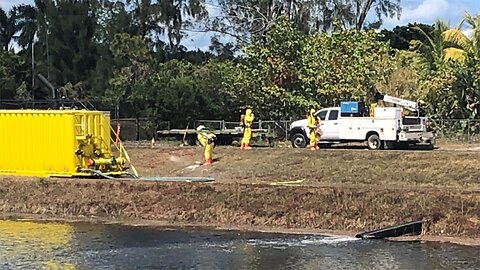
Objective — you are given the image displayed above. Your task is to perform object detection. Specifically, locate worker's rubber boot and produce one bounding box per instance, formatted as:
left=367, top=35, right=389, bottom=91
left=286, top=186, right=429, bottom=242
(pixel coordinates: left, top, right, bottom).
left=203, top=158, right=212, bottom=165
left=310, top=145, right=317, bottom=151
left=315, top=145, right=319, bottom=150
left=244, top=144, right=252, bottom=150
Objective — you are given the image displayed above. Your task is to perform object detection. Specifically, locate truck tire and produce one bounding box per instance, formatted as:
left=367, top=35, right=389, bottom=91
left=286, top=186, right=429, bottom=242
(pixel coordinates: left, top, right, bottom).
left=367, top=134, right=382, bottom=150
left=427, top=141, right=435, bottom=150
left=291, top=133, right=307, bottom=148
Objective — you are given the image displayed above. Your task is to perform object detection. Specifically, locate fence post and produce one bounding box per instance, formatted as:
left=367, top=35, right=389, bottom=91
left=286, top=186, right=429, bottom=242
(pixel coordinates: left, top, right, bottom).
left=135, top=118, right=140, bottom=141
left=468, top=120, right=471, bottom=144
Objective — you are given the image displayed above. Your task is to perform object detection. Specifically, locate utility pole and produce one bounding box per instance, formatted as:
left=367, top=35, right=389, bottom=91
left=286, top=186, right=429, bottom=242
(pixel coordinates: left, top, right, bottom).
left=31, top=42, right=34, bottom=88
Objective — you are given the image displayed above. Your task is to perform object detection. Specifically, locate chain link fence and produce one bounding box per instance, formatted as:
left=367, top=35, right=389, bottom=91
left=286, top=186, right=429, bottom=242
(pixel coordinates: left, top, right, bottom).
left=430, top=119, right=480, bottom=143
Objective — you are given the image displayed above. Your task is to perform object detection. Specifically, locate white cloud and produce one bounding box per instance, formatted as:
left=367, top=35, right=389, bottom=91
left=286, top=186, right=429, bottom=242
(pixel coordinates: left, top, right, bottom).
left=381, top=0, right=480, bottom=29
left=384, top=0, right=449, bottom=27
left=401, top=0, right=449, bottom=22
left=463, top=29, right=474, bottom=39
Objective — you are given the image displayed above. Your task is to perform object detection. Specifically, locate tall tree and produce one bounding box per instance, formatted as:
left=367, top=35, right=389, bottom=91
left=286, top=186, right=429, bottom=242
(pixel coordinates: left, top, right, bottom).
left=355, top=0, right=401, bottom=30
left=39, top=0, right=98, bottom=94
left=0, top=7, right=18, bottom=51
left=379, top=23, right=433, bottom=50
left=203, top=0, right=401, bottom=44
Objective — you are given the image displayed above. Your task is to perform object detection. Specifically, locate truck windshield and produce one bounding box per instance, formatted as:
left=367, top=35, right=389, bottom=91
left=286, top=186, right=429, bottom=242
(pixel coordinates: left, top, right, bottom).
left=316, top=110, right=327, bottom=120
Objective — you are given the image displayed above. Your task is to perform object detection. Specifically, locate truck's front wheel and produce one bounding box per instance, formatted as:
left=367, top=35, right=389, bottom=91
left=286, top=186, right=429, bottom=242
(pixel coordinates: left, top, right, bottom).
left=367, top=134, right=382, bottom=150
left=291, top=133, right=307, bottom=148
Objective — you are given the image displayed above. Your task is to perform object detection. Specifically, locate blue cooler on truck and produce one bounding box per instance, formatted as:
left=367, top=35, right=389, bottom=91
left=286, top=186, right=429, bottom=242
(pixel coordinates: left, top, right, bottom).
left=341, top=101, right=358, bottom=117
left=340, top=101, right=366, bottom=117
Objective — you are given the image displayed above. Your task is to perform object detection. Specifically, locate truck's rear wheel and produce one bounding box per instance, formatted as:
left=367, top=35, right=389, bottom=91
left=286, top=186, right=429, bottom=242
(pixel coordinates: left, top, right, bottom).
left=367, top=134, right=382, bottom=150
left=426, top=141, right=435, bottom=150
left=291, top=133, right=307, bottom=148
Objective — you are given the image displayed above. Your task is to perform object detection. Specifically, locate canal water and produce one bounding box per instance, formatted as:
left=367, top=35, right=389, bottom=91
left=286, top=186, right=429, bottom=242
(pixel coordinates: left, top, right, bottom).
left=0, top=220, right=478, bottom=269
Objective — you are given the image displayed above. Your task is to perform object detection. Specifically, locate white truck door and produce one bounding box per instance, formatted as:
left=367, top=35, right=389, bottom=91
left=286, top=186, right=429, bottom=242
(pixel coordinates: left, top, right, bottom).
left=321, top=109, right=340, bottom=140
left=311, top=109, right=328, bottom=136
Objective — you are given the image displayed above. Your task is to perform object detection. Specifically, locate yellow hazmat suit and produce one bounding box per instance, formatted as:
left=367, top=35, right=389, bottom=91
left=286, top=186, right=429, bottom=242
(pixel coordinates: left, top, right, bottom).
left=307, top=108, right=320, bottom=150
left=197, top=126, right=216, bottom=165
left=370, top=103, right=377, bottom=117
left=241, top=108, right=254, bottom=149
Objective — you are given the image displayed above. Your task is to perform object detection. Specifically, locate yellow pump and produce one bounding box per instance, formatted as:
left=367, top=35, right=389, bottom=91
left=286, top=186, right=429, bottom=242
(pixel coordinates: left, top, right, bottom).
left=0, top=109, right=129, bottom=177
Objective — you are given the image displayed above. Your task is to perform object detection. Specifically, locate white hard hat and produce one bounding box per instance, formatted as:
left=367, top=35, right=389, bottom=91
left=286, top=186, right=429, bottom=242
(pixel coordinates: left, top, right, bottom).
left=196, top=125, right=205, bottom=132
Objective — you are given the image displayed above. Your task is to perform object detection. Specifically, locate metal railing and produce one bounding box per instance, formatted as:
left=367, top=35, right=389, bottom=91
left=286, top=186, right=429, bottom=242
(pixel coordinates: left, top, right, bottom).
left=193, top=119, right=292, bottom=140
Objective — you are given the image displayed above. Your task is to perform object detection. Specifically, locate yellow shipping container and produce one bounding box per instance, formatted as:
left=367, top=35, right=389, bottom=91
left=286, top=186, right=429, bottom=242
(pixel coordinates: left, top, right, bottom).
left=0, top=110, right=126, bottom=177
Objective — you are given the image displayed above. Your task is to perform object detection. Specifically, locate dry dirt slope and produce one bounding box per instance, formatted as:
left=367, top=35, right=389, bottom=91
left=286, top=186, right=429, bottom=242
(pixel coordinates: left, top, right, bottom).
left=0, top=178, right=478, bottom=238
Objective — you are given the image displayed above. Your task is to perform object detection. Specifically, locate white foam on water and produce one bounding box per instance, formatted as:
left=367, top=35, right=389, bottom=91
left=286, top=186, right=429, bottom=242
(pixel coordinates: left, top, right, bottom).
left=301, top=236, right=359, bottom=245
left=246, top=236, right=358, bottom=247
left=246, top=239, right=306, bottom=247
left=202, top=242, right=233, bottom=248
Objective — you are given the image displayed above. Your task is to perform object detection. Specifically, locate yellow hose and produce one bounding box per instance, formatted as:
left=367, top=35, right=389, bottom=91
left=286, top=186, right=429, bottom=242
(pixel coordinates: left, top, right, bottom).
left=110, top=125, right=139, bottom=178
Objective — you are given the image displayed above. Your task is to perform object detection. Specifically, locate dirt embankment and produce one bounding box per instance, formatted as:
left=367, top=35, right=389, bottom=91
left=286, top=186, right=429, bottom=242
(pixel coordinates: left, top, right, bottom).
left=0, top=177, right=478, bottom=240
left=1, top=146, right=479, bottom=243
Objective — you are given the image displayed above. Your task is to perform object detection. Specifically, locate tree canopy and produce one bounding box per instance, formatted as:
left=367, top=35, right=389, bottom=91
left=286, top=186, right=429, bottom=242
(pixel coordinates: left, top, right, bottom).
left=0, top=0, right=479, bottom=126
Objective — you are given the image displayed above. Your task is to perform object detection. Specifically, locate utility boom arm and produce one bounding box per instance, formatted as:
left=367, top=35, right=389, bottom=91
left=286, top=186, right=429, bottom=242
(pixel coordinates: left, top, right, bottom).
left=374, top=92, right=418, bottom=112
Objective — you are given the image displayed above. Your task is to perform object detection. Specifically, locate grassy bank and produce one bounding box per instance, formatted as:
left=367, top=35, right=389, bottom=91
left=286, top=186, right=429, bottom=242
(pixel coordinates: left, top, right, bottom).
left=130, top=147, right=480, bottom=187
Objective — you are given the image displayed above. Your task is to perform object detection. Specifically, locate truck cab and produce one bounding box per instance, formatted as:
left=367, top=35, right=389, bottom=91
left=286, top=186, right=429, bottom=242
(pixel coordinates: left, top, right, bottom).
left=288, top=107, right=339, bottom=148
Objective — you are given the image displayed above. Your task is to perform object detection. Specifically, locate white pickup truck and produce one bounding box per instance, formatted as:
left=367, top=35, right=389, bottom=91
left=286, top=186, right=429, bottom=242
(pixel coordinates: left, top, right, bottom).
left=288, top=106, right=436, bottom=150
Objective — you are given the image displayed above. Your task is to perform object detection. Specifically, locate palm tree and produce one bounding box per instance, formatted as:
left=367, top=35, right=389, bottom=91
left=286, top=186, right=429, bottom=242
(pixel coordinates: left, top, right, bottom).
left=460, top=12, right=480, bottom=60
left=413, top=16, right=480, bottom=118
left=413, top=20, right=447, bottom=69
left=418, top=13, right=480, bottom=64
left=0, top=7, right=18, bottom=51
left=15, top=4, right=39, bottom=50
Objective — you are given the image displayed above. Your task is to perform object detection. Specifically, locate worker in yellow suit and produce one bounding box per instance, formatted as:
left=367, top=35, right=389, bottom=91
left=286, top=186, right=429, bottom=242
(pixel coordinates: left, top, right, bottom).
left=307, top=108, right=320, bottom=151
left=370, top=102, right=377, bottom=117
left=240, top=108, right=254, bottom=150
left=196, top=125, right=216, bottom=165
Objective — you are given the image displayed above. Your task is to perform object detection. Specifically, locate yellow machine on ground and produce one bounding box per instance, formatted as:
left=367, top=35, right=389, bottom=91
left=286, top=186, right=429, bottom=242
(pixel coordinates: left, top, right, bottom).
left=0, top=109, right=132, bottom=178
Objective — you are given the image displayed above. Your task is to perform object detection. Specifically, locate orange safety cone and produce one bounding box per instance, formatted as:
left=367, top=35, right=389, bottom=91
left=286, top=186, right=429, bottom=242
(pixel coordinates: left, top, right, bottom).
left=151, top=137, right=155, bottom=148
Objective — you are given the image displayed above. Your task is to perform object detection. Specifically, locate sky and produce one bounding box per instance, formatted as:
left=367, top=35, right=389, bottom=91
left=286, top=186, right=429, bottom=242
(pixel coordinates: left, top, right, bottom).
left=382, top=0, right=480, bottom=29
left=1, top=0, right=479, bottom=50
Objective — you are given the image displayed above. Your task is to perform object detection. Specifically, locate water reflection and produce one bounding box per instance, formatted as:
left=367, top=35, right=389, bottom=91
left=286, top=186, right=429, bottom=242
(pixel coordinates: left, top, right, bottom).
left=0, top=219, right=478, bottom=270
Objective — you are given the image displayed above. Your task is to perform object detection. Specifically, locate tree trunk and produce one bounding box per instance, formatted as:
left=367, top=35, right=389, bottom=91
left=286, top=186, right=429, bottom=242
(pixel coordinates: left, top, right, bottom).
left=356, top=0, right=374, bottom=30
